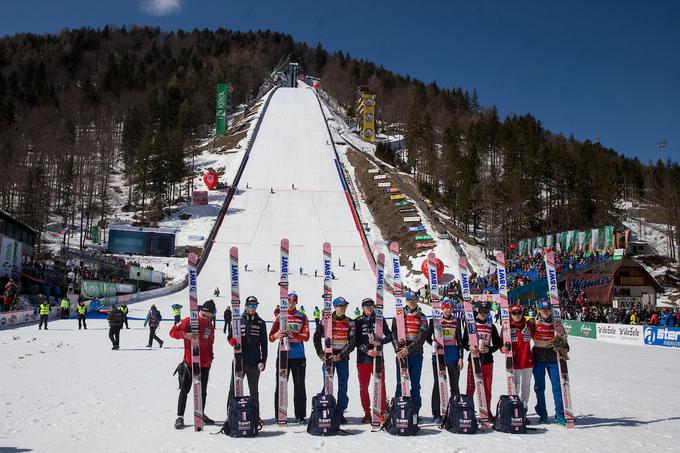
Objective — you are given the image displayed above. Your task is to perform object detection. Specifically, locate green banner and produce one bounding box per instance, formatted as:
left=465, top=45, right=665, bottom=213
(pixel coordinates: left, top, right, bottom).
left=216, top=82, right=228, bottom=137
left=415, top=234, right=433, bottom=241
left=584, top=229, right=592, bottom=251
left=518, top=239, right=526, bottom=257
left=605, top=225, right=614, bottom=249
left=562, top=320, right=597, bottom=339
left=394, top=201, right=413, bottom=207
left=537, top=236, right=545, bottom=248
left=90, top=226, right=100, bottom=244
left=81, top=280, right=117, bottom=299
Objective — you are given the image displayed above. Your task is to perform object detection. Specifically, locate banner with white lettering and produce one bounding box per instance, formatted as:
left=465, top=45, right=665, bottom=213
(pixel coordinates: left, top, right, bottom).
left=596, top=323, right=643, bottom=345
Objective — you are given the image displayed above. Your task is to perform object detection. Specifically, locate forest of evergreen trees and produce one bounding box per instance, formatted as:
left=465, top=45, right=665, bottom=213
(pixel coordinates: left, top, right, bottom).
left=0, top=26, right=677, bottom=257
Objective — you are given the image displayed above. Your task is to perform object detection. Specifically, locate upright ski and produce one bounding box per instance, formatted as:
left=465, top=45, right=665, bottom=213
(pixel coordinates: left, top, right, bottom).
left=322, top=242, right=334, bottom=396
left=495, top=251, right=517, bottom=396
left=428, top=252, right=449, bottom=418
left=544, top=251, right=576, bottom=429
left=188, top=252, right=204, bottom=432
left=371, top=252, right=386, bottom=430
left=277, top=238, right=290, bottom=426
left=389, top=242, right=411, bottom=398
left=230, top=247, right=244, bottom=398
left=459, top=256, right=490, bottom=428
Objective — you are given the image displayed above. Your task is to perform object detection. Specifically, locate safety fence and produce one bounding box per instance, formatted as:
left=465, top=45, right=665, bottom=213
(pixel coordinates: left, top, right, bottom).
left=562, top=319, right=680, bottom=348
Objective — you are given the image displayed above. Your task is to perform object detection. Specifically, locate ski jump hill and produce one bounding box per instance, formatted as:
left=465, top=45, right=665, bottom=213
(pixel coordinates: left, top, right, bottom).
left=2, top=85, right=680, bottom=452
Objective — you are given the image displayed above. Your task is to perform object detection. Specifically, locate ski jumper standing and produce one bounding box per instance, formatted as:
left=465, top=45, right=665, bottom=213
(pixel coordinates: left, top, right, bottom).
left=462, top=300, right=501, bottom=417
left=313, top=296, right=356, bottom=423
left=269, top=292, right=310, bottom=423
left=527, top=300, right=569, bottom=425
left=228, top=295, right=268, bottom=421
left=392, top=296, right=428, bottom=415
left=500, top=304, right=533, bottom=409
left=355, top=297, right=393, bottom=423
left=169, top=299, right=216, bottom=428
left=426, top=299, right=464, bottom=421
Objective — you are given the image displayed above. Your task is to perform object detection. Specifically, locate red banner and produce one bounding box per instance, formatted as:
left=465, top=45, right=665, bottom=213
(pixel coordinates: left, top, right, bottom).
left=566, top=274, right=614, bottom=302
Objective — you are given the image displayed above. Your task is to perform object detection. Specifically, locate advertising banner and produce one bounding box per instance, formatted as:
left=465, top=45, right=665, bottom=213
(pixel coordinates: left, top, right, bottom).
left=81, top=280, right=117, bottom=299
left=373, top=174, right=387, bottom=180
left=643, top=326, right=680, bottom=348
left=128, top=266, right=165, bottom=284
left=215, top=83, right=228, bottom=137
left=566, top=273, right=614, bottom=300
left=361, top=93, right=376, bottom=143
left=394, top=201, right=412, bottom=207
left=0, top=237, right=15, bottom=277
left=377, top=182, right=391, bottom=187
left=408, top=226, right=426, bottom=232
left=399, top=208, right=417, bottom=213
left=596, top=323, right=643, bottom=345
left=415, top=234, right=433, bottom=241
left=578, top=231, right=586, bottom=251
left=563, top=320, right=597, bottom=339
left=0, top=309, right=39, bottom=329
left=403, top=216, right=421, bottom=222
left=368, top=168, right=380, bottom=174
left=390, top=194, right=406, bottom=200
left=605, top=225, right=614, bottom=249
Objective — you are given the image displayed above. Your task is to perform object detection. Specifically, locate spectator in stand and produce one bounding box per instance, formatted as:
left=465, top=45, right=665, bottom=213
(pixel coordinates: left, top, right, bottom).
left=4, top=278, right=17, bottom=311
left=649, top=311, right=660, bottom=326
left=675, top=309, right=680, bottom=327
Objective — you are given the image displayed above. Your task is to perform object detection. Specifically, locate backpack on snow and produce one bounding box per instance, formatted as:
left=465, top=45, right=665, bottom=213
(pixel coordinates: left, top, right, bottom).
left=383, top=396, right=419, bottom=436
left=307, top=394, right=341, bottom=436
left=441, top=394, right=478, bottom=434
left=493, top=395, right=527, bottom=434
left=224, top=396, right=259, bottom=437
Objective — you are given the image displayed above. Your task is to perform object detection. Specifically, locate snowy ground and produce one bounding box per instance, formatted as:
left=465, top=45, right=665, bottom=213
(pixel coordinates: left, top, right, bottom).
left=2, top=317, right=679, bottom=452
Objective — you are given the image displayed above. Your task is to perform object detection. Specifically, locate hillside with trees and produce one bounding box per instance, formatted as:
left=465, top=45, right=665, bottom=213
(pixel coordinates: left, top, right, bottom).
left=0, top=26, right=677, bottom=257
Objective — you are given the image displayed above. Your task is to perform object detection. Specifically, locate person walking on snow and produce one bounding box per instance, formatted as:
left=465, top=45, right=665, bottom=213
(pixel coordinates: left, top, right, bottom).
left=227, top=295, right=268, bottom=424
left=426, top=299, right=464, bottom=423
left=171, top=304, right=183, bottom=325
left=527, top=300, right=569, bottom=425
left=107, top=304, right=124, bottom=350
left=269, top=292, right=310, bottom=424
left=60, top=297, right=70, bottom=319
left=119, top=302, right=130, bottom=329
left=77, top=300, right=87, bottom=330
left=223, top=305, right=232, bottom=334
left=355, top=297, right=392, bottom=423
left=462, top=301, right=501, bottom=418
left=313, top=296, right=356, bottom=424
left=169, top=299, right=216, bottom=429
left=144, top=304, right=164, bottom=348
left=38, top=299, right=51, bottom=330
left=500, top=304, right=533, bottom=410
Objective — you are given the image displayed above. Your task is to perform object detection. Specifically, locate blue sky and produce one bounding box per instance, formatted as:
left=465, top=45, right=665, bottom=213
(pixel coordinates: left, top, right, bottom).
left=1, top=0, right=678, bottom=163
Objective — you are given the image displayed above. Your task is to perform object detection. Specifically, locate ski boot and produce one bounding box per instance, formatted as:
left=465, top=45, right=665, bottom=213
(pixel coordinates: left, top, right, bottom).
left=175, top=417, right=185, bottom=429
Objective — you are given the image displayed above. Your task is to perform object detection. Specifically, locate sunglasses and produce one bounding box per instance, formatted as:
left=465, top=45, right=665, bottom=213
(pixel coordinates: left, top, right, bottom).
left=510, top=311, right=523, bottom=315
left=246, top=304, right=258, bottom=309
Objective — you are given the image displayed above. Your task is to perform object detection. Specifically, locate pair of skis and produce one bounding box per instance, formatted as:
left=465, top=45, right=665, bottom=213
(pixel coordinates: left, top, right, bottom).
left=544, top=251, right=576, bottom=429
left=459, top=256, right=491, bottom=428
left=187, top=253, right=203, bottom=432
left=427, top=252, right=449, bottom=418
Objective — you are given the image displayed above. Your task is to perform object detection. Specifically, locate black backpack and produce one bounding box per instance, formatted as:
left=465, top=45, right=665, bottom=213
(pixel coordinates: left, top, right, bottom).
left=224, top=396, right=259, bottom=437
left=307, top=394, right=341, bottom=436
left=442, top=394, right=478, bottom=434
left=494, top=395, right=527, bottom=433
left=383, top=397, right=419, bottom=436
